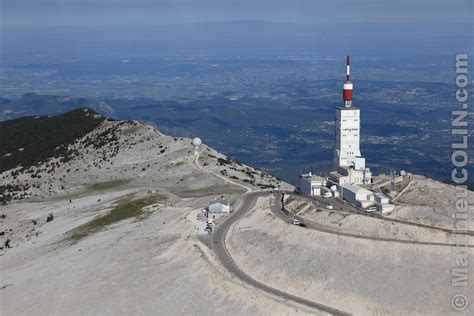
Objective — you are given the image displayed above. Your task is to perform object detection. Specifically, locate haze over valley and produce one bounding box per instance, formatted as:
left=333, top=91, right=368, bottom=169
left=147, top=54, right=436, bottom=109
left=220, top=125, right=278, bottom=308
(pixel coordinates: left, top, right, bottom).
left=1, top=3, right=473, bottom=314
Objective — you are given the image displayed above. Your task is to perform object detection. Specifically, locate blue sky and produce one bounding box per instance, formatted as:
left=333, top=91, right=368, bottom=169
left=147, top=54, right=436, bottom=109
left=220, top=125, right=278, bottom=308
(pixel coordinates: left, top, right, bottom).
left=1, top=0, right=473, bottom=27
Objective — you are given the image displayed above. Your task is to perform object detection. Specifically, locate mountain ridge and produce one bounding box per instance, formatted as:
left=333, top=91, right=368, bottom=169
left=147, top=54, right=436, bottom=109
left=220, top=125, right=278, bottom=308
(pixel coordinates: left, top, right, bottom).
left=0, top=108, right=289, bottom=205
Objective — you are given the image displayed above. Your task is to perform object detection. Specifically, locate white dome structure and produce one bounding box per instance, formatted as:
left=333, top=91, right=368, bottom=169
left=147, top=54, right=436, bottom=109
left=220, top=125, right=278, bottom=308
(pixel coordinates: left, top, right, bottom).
left=192, top=137, right=202, bottom=148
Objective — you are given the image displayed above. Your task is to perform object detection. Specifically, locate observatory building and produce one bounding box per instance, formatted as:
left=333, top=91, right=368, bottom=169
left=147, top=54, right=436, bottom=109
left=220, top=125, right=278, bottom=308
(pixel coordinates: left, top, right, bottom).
left=299, top=55, right=393, bottom=213
left=329, top=55, right=372, bottom=186
left=192, top=137, right=202, bottom=148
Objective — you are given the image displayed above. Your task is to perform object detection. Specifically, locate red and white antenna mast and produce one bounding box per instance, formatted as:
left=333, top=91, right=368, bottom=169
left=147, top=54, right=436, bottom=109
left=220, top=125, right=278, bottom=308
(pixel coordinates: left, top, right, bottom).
left=343, top=54, right=353, bottom=107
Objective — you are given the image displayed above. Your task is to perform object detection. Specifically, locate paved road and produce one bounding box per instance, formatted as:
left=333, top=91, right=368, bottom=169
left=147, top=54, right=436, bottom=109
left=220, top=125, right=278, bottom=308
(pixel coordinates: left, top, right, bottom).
left=290, top=192, right=474, bottom=237
left=278, top=192, right=474, bottom=248
left=202, top=147, right=470, bottom=313
left=211, top=189, right=471, bottom=316
left=213, top=191, right=350, bottom=316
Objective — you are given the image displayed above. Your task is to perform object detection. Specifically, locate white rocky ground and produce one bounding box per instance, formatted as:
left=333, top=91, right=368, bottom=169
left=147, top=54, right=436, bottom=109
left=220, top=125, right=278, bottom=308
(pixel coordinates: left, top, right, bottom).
left=1, top=113, right=288, bottom=203
left=0, top=116, right=291, bottom=250
left=284, top=197, right=461, bottom=244
left=1, top=113, right=472, bottom=315
left=1, top=197, right=309, bottom=315
left=390, top=175, right=474, bottom=229
left=228, top=196, right=473, bottom=316
left=0, top=118, right=299, bottom=315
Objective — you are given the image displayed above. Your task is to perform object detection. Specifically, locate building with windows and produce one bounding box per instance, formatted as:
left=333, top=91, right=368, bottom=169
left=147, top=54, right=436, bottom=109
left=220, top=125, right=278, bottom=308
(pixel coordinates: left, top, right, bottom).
left=208, top=196, right=230, bottom=214
left=329, top=55, right=372, bottom=186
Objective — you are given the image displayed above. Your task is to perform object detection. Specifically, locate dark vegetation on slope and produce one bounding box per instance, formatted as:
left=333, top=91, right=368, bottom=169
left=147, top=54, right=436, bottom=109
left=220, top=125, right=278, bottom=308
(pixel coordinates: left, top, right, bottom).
left=0, top=108, right=107, bottom=173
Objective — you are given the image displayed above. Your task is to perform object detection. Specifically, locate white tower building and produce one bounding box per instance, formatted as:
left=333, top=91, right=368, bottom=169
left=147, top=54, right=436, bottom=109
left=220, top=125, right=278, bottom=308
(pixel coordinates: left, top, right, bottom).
left=330, top=55, right=372, bottom=186
left=334, top=55, right=361, bottom=168
left=334, top=107, right=361, bottom=168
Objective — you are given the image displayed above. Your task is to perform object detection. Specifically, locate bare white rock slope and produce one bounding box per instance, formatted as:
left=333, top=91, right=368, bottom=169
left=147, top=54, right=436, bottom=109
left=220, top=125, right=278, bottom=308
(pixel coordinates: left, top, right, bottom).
left=0, top=118, right=301, bottom=315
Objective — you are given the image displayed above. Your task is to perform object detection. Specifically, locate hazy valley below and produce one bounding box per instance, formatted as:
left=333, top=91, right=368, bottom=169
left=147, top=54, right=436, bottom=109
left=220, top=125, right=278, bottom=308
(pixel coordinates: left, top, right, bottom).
left=1, top=18, right=473, bottom=315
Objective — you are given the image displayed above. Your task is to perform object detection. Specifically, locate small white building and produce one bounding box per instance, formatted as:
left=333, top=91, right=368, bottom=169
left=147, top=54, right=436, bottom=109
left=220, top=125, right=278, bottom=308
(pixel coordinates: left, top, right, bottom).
left=300, top=172, right=327, bottom=196
left=208, top=197, right=230, bottom=214
left=374, top=193, right=395, bottom=214
left=339, top=183, right=374, bottom=209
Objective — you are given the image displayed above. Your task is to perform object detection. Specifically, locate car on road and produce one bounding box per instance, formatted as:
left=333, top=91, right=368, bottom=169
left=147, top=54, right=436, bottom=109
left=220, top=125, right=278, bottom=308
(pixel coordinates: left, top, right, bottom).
left=326, top=204, right=334, bottom=210
left=291, top=218, right=300, bottom=225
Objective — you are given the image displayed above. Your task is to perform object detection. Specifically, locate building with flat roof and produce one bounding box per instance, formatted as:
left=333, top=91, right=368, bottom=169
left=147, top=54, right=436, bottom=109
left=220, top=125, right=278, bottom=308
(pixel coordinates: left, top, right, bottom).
left=300, top=172, right=327, bottom=196
left=208, top=197, right=230, bottom=214
left=375, top=193, right=395, bottom=214
left=339, top=182, right=375, bottom=209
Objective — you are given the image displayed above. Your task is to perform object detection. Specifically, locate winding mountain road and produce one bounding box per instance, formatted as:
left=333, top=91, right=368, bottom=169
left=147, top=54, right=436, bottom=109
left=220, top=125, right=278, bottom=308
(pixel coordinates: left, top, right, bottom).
left=194, top=149, right=348, bottom=314
left=274, top=192, right=473, bottom=248
left=212, top=191, right=351, bottom=316
left=289, top=192, right=474, bottom=237
left=212, top=189, right=472, bottom=315
left=195, top=149, right=470, bottom=314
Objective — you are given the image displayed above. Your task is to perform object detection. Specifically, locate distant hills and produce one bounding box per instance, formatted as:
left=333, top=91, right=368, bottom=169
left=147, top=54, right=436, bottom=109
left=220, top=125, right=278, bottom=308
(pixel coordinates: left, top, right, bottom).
left=2, top=21, right=472, bottom=57
left=0, top=94, right=115, bottom=121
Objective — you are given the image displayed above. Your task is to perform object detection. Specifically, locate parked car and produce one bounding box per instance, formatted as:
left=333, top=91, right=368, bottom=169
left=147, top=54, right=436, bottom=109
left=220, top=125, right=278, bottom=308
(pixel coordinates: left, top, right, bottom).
left=326, top=204, right=334, bottom=210
left=291, top=218, right=300, bottom=225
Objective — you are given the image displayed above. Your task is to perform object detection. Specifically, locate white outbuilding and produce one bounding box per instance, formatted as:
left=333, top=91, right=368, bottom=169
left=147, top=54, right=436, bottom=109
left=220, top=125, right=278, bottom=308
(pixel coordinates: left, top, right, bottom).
left=339, top=183, right=374, bottom=209
left=208, top=197, right=230, bottom=214
left=300, top=172, right=327, bottom=196
left=374, top=193, right=395, bottom=214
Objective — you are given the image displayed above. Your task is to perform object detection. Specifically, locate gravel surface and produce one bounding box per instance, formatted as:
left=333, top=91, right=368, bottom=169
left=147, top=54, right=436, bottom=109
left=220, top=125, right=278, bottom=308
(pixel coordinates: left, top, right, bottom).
left=228, top=196, right=474, bottom=315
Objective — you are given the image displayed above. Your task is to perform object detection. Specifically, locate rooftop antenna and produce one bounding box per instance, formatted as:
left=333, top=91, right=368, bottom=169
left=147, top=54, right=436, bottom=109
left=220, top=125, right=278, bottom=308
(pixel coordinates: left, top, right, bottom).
left=343, top=54, right=353, bottom=108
